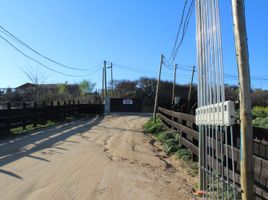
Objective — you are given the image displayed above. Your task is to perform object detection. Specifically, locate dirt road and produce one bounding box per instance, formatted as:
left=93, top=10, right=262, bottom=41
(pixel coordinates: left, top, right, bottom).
left=0, top=114, right=197, bottom=200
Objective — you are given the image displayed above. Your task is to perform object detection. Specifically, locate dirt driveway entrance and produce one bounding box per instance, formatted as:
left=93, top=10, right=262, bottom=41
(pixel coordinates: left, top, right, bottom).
left=0, top=114, right=197, bottom=200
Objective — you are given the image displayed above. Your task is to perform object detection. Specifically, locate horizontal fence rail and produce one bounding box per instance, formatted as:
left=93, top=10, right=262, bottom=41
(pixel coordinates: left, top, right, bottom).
left=0, top=101, right=104, bottom=133
left=158, top=106, right=268, bottom=200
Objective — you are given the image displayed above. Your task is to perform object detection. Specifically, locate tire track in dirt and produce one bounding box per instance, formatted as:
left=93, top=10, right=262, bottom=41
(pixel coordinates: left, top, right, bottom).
left=0, top=113, right=198, bottom=200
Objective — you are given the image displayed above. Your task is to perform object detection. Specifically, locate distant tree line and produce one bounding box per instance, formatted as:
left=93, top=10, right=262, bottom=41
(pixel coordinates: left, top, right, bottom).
left=1, top=76, right=267, bottom=110
left=0, top=80, right=99, bottom=107
left=111, top=77, right=268, bottom=111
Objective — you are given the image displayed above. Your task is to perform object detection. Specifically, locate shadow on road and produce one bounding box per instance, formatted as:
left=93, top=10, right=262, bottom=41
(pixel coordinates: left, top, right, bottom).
left=0, top=114, right=104, bottom=179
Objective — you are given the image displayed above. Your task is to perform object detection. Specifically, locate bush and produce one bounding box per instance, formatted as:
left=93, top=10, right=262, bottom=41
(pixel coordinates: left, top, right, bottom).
left=155, top=131, right=173, bottom=143
left=251, top=106, right=268, bottom=129
left=252, top=106, right=268, bottom=119
left=175, top=148, right=192, bottom=161
left=143, top=117, right=163, bottom=134
left=143, top=118, right=197, bottom=177
left=252, top=117, right=268, bottom=129
left=163, top=138, right=182, bottom=154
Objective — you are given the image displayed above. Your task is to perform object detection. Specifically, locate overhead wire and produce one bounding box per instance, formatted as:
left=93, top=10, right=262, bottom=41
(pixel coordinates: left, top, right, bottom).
left=169, top=0, right=195, bottom=64
left=169, top=0, right=188, bottom=62
left=0, top=34, right=102, bottom=77
left=0, top=25, right=100, bottom=71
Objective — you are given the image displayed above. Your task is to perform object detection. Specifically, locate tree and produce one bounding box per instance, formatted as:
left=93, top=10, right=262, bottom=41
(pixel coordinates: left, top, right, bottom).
left=113, top=80, right=138, bottom=98
left=57, top=81, right=69, bottom=101
left=79, top=80, right=96, bottom=97
left=21, top=65, right=48, bottom=103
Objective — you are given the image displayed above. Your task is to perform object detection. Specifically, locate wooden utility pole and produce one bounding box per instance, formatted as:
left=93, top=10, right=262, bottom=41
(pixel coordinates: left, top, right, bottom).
left=102, top=66, right=104, bottom=100
left=187, top=66, right=195, bottom=113
left=172, top=64, right=177, bottom=106
left=153, top=54, right=164, bottom=122
left=187, top=66, right=195, bottom=102
left=107, top=62, right=114, bottom=97
left=231, top=0, right=254, bottom=199
left=104, top=60, right=107, bottom=98
left=110, top=62, right=113, bottom=97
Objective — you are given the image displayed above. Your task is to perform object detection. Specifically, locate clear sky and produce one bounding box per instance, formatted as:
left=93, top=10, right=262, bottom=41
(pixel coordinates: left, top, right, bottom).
left=0, top=0, right=267, bottom=89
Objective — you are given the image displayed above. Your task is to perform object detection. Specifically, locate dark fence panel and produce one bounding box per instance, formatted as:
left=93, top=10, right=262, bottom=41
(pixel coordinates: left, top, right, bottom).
left=0, top=102, right=104, bottom=133
left=158, top=106, right=268, bottom=200
left=110, top=98, right=142, bottom=112
left=77, top=104, right=104, bottom=114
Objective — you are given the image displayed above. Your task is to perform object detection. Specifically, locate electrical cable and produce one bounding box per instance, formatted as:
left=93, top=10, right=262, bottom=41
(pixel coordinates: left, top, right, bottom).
left=0, top=25, right=101, bottom=71
left=0, top=34, right=102, bottom=77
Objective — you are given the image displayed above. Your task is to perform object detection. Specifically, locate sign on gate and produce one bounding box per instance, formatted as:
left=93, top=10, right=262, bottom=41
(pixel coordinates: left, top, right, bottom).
left=123, top=99, right=133, bottom=105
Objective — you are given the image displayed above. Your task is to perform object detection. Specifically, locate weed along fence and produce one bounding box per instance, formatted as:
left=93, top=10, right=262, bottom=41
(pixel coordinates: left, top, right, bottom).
left=157, top=106, right=268, bottom=200
left=0, top=101, right=104, bottom=133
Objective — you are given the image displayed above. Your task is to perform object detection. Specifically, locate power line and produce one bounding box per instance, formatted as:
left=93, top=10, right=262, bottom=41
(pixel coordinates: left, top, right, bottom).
left=168, top=0, right=194, bottom=64
left=0, top=25, right=100, bottom=71
left=113, top=62, right=194, bottom=74
left=169, top=0, right=189, bottom=62
left=171, top=0, right=194, bottom=62
left=0, top=34, right=102, bottom=77
left=114, top=62, right=268, bottom=84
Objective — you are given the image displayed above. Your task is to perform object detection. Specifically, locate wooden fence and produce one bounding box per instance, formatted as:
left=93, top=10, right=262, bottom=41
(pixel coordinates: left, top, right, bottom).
left=158, top=106, right=268, bottom=200
left=0, top=101, right=104, bottom=133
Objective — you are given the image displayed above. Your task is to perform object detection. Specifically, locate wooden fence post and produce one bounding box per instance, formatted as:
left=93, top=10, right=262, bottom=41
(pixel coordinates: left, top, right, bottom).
left=22, top=101, right=26, bottom=130
left=7, top=102, right=11, bottom=131
left=33, top=102, right=37, bottom=127
left=77, top=100, right=80, bottom=115
left=42, top=102, right=46, bottom=125
left=50, top=101, right=54, bottom=120
left=57, top=101, right=60, bottom=121
left=68, top=100, right=71, bottom=117
left=63, top=101, right=66, bottom=119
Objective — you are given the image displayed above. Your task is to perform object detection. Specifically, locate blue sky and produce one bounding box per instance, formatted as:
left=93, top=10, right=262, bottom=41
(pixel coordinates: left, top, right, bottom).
left=0, top=0, right=267, bottom=89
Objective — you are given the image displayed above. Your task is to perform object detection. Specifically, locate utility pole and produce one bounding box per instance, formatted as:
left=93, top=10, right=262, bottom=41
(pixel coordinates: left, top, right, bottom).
left=187, top=66, right=195, bottom=113
left=109, top=62, right=114, bottom=97
left=153, top=54, right=164, bottom=122
left=172, top=64, right=177, bottom=107
left=102, top=66, right=104, bottom=101
left=104, top=60, right=107, bottom=98
left=231, top=0, right=254, bottom=199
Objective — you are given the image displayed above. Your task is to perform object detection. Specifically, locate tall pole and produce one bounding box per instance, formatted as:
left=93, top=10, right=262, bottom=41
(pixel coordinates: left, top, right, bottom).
left=172, top=64, right=177, bottom=106
left=153, top=54, right=164, bottom=122
left=102, top=66, right=104, bottom=100
left=231, top=0, right=254, bottom=199
left=104, top=60, right=107, bottom=98
left=187, top=66, right=195, bottom=113
left=110, top=62, right=113, bottom=97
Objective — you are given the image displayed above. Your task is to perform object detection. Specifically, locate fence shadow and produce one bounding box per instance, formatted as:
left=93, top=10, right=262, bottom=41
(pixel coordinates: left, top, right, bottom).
left=0, top=115, right=104, bottom=172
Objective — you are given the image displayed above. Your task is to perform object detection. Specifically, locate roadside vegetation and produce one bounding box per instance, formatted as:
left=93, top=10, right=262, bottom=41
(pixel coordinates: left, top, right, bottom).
left=252, top=106, right=268, bottom=129
left=2, top=114, right=89, bottom=139
left=10, top=120, right=56, bottom=135
left=143, top=117, right=198, bottom=177
left=144, top=118, right=242, bottom=199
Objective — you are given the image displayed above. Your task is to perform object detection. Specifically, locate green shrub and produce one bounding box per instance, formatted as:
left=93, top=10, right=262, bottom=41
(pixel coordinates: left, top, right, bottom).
left=252, top=117, right=268, bottom=129
left=155, top=131, right=173, bottom=143
left=175, top=148, right=192, bottom=161
left=163, top=138, right=182, bottom=154
left=144, top=117, right=197, bottom=177
left=252, top=106, right=268, bottom=119
left=143, top=118, right=163, bottom=134
left=10, top=120, right=56, bottom=135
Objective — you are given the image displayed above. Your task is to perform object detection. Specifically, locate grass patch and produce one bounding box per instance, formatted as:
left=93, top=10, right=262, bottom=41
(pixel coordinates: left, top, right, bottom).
left=252, top=117, right=268, bottom=129
left=7, top=113, right=90, bottom=136
left=143, top=118, right=163, bottom=134
left=10, top=120, right=56, bottom=135
left=252, top=106, right=268, bottom=129
left=144, top=117, right=198, bottom=177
